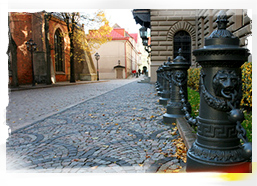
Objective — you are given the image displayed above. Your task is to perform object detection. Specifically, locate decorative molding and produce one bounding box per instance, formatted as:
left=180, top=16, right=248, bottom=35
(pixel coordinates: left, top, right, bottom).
left=189, top=143, right=244, bottom=162
left=170, top=70, right=187, bottom=87
left=200, top=69, right=242, bottom=112
left=200, top=70, right=231, bottom=112
left=197, top=123, right=237, bottom=138
left=167, top=21, right=196, bottom=41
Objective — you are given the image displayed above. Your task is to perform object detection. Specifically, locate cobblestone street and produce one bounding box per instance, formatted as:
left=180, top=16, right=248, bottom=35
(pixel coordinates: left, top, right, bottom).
left=6, top=79, right=184, bottom=173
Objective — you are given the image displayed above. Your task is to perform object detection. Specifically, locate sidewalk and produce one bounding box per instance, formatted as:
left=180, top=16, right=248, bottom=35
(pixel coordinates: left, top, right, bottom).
left=9, top=75, right=142, bottom=92
left=6, top=80, right=185, bottom=173
left=9, top=80, right=108, bottom=92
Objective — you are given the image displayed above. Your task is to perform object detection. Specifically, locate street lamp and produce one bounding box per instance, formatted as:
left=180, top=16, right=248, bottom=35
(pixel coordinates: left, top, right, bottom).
left=95, top=52, right=100, bottom=81
left=139, top=25, right=147, bottom=39
left=139, top=25, right=151, bottom=52
left=26, top=39, right=37, bottom=86
left=139, top=25, right=149, bottom=47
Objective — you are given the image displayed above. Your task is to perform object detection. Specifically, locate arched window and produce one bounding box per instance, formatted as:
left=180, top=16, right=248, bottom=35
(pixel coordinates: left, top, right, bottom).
left=54, top=29, right=64, bottom=72
left=173, top=30, right=191, bottom=62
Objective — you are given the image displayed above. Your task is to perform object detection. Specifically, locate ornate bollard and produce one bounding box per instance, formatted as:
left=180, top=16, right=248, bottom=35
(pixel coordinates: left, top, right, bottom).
left=157, top=65, right=164, bottom=96
left=159, top=60, right=172, bottom=105
left=186, top=11, right=251, bottom=173
left=163, top=49, right=191, bottom=124
left=155, top=67, right=161, bottom=90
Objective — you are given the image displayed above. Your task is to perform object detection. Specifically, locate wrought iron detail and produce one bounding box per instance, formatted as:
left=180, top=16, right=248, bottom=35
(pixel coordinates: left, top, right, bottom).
left=200, top=70, right=230, bottom=112
left=170, top=70, right=187, bottom=87
left=207, top=10, right=236, bottom=39
left=189, top=143, right=245, bottom=162
left=213, top=69, right=241, bottom=101
left=197, top=123, right=237, bottom=138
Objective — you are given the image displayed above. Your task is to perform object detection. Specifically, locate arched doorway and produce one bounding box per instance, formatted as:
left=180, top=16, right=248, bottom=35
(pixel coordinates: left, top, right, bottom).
left=173, top=30, right=191, bottom=61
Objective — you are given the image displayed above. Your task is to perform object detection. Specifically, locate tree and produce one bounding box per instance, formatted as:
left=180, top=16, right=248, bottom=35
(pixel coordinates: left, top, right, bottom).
left=60, top=10, right=112, bottom=82
left=83, top=10, right=113, bottom=54
left=60, top=12, right=80, bottom=83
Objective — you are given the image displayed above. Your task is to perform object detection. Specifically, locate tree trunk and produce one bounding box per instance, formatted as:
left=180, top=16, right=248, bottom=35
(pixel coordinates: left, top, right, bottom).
left=69, top=14, right=76, bottom=83
left=44, top=13, right=52, bottom=85
left=70, top=35, right=75, bottom=83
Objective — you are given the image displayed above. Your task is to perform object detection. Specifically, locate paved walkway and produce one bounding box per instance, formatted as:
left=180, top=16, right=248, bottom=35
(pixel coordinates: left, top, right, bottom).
left=6, top=79, right=184, bottom=173
left=7, top=79, right=138, bottom=132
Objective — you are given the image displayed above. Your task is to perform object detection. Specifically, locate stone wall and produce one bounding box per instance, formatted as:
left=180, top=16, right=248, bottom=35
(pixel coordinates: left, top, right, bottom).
left=150, top=9, right=197, bottom=83
left=196, top=9, right=251, bottom=48
left=149, top=9, right=252, bottom=83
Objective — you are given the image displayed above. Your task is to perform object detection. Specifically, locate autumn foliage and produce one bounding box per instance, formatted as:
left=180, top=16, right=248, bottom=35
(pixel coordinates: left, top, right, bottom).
left=240, top=62, right=252, bottom=109
left=85, top=10, right=113, bottom=54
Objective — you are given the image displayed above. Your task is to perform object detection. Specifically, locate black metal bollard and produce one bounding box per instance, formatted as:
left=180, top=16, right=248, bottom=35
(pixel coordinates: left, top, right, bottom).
left=186, top=10, right=251, bottom=173
left=155, top=67, right=161, bottom=90
left=157, top=65, right=164, bottom=96
left=159, top=60, right=172, bottom=105
left=163, top=49, right=191, bottom=124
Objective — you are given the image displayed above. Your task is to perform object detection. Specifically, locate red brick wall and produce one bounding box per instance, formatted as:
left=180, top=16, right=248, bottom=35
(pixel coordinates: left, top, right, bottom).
left=10, top=13, right=33, bottom=84
left=9, top=12, right=72, bottom=84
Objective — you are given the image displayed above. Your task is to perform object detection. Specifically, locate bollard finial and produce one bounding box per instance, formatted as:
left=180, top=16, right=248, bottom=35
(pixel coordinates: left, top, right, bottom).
left=178, top=48, right=182, bottom=55
left=216, top=10, right=229, bottom=30
left=207, top=10, right=235, bottom=38
left=174, top=48, right=187, bottom=62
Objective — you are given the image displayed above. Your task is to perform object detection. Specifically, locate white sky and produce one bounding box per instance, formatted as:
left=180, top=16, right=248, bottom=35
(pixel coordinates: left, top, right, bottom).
left=83, top=9, right=141, bottom=34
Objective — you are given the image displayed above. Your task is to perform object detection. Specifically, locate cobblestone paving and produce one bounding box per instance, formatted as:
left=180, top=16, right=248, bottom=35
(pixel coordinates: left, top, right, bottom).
left=6, top=81, right=183, bottom=173
left=7, top=79, right=138, bottom=132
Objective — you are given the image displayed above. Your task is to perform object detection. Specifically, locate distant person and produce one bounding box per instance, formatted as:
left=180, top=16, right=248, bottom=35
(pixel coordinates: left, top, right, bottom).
left=138, top=69, right=141, bottom=75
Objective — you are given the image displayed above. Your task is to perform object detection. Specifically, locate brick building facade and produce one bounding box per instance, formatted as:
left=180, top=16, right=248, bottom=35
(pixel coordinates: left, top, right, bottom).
left=8, top=12, right=96, bottom=86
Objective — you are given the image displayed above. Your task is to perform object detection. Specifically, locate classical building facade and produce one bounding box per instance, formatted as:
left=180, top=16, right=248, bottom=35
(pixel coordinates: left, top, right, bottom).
left=91, top=26, right=140, bottom=79
left=133, top=9, right=252, bottom=83
left=8, top=12, right=96, bottom=86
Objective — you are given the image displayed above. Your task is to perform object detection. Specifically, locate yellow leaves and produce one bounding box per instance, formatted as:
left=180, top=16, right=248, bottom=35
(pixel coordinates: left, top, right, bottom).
left=172, top=137, right=187, bottom=163
left=169, top=126, right=178, bottom=136
left=171, top=169, right=180, bottom=173
left=91, top=166, right=98, bottom=170
left=241, top=62, right=252, bottom=108
left=145, top=155, right=150, bottom=159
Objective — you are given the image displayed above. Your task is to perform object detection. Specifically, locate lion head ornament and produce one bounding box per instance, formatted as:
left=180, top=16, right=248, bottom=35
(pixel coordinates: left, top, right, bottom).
left=212, top=69, right=241, bottom=100
left=174, top=70, right=186, bottom=83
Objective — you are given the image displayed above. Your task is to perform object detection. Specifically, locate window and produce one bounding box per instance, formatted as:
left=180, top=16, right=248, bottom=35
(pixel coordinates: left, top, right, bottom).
left=173, top=30, right=191, bottom=62
left=54, top=29, right=64, bottom=72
